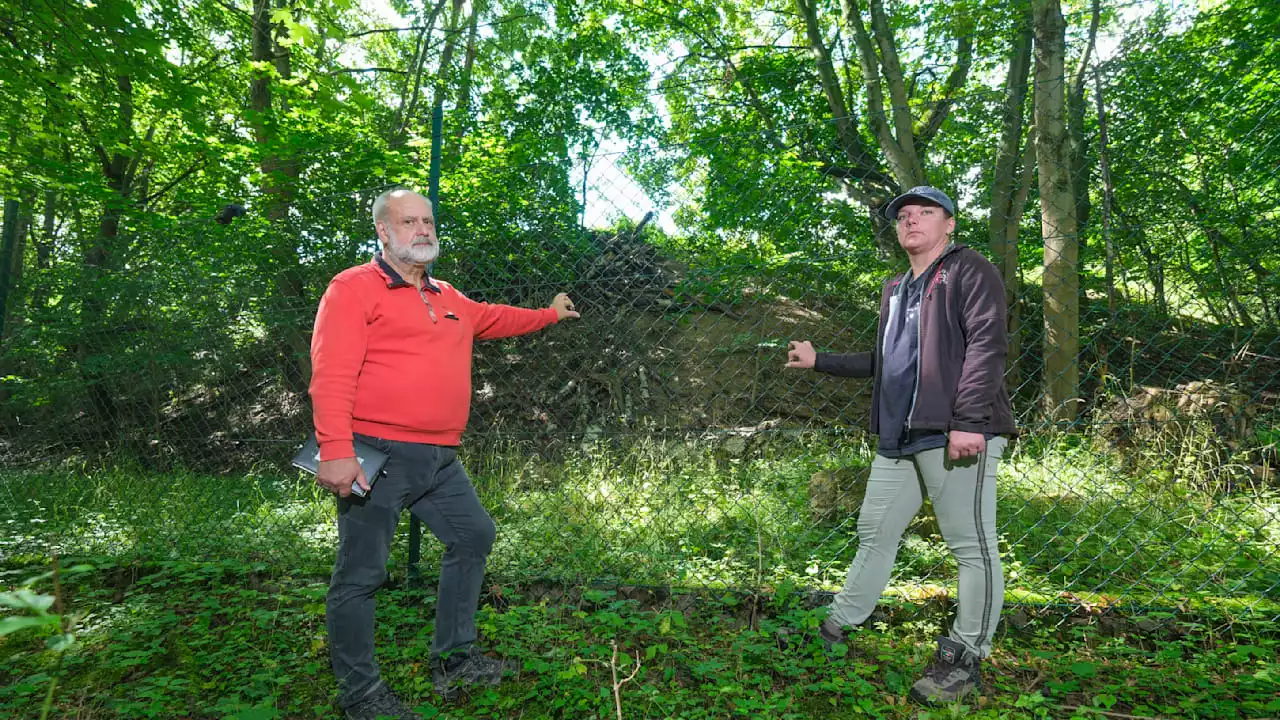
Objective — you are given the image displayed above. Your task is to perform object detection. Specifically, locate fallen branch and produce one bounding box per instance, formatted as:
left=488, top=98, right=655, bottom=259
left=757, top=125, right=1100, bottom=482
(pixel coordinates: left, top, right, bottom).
left=608, top=640, right=641, bottom=720
left=1054, top=705, right=1170, bottom=720
left=1021, top=669, right=1044, bottom=692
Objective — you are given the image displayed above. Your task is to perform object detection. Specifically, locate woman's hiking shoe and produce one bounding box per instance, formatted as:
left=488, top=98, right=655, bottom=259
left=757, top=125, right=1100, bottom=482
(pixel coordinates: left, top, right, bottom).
left=909, top=637, right=983, bottom=704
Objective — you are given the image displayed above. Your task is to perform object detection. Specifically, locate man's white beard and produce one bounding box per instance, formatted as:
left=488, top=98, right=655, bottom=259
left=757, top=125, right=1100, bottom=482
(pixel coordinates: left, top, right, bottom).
left=386, top=228, right=439, bottom=265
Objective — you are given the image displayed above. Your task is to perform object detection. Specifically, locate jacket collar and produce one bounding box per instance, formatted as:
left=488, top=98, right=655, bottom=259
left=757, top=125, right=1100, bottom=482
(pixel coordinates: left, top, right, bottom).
left=373, top=253, right=441, bottom=293
left=893, top=243, right=961, bottom=290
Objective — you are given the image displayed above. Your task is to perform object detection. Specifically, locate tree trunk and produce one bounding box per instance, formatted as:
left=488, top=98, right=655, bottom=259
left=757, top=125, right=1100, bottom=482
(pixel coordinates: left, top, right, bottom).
left=1238, top=220, right=1274, bottom=326
left=252, top=0, right=311, bottom=390
left=1006, top=134, right=1036, bottom=396
left=75, top=74, right=141, bottom=431
left=840, top=0, right=972, bottom=260
left=1067, top=0, right=1100, bottom=240
left=1179, top=243, right=1231, bottom=327
left=796, top=0, right=875, bottom=181
left=1168, top=173, right=1255, bottom=328
left=427, top=0, right=466, bottom=140
left=796, top=0, right=901, bottom=255
left=1094, top=74, right=1117, bottom=316
left=1135, top=231, right=1167, bottom=318
left=391, top=0, right=450, bottom=146
left=989, top=14, right=1033, bottom=394
left=9, top=190, right=33, bottom=310
left=1033, top=0, right=1080, bottom=423
left=450, top=3, right=480, bottom=163
left=840, top=0, right=924, bottom=189
left=1204, top=226, right=1252, bottom=327
left=38, top=186, right=55, bottom=271
left=26, top=180, right=58, bottom=324
left=0, top=198, right=18, bottom=343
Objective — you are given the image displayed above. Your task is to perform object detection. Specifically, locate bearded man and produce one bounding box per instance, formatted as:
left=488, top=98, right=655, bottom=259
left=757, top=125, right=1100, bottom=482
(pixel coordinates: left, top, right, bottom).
left=309, top=187, right=580, bottom=719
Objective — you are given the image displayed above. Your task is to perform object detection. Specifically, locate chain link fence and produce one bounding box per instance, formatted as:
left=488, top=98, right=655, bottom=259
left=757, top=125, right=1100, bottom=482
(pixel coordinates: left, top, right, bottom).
left=1, top=15, right=1277, bottom=631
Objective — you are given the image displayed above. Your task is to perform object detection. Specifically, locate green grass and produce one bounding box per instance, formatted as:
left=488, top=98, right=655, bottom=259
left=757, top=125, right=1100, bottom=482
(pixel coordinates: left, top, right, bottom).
left=2, top=435, right=1278, bottom=717
left=1, top=563, right=1277, bottom=719
left=3, top=435, right=1277, bottom=616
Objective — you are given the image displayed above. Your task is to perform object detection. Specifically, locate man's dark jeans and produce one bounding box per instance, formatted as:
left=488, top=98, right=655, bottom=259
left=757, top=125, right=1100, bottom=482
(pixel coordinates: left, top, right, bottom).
left=327, top=434, right=496, bottom=708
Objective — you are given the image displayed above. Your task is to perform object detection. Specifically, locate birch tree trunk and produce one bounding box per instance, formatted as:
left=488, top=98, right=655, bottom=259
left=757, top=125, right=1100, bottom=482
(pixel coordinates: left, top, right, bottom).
left=1034, top=0, right=1080, bottom=423
left=990, top=13, right=1034, bottom=394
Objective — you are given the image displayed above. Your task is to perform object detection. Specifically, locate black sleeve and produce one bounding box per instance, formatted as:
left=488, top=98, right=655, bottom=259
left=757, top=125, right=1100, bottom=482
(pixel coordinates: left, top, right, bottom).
left=814, top=351, right=874, bottom=378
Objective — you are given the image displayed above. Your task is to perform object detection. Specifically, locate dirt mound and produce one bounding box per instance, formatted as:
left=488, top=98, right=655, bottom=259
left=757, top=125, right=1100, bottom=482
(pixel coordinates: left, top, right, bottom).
left=468, top=291, right=879, bottom=447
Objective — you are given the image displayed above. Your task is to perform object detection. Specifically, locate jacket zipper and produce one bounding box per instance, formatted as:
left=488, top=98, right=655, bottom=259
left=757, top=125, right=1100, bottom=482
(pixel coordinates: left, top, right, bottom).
left=906, top=286, right=922, bottom=431
left=906, top=250, right=951, bottom=430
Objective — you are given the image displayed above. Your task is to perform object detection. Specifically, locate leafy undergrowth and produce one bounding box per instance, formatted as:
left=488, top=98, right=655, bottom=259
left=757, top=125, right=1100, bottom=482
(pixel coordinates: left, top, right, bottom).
left=2, top=560, right=1277, bottom=719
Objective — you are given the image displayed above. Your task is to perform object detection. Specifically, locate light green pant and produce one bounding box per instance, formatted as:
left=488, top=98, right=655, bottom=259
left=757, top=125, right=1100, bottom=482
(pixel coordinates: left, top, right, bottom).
left=828, top=437, right=1006, bottom=658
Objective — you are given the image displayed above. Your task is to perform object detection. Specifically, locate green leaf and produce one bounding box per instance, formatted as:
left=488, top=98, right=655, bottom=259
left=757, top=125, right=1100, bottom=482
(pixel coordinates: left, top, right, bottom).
left=0, top=615, right=59, bottom=636
left=1070, top=661, right=1097, bottom=678
left=46, top=632, right=76, bottom=652
left=0, top=589, right=56, bottom=612
left=228, top=708, right=280, bottom=720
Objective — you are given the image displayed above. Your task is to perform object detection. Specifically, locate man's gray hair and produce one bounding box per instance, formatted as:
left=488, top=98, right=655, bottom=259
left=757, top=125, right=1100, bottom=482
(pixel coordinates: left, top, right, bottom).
left=371, top=187, right=430, bottom=225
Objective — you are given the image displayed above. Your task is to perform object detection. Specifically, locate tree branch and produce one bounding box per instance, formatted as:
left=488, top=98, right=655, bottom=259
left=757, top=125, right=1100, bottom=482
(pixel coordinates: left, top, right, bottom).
left=143, top=158, right=207, bottom=204
left=645, top=0, right=783, bottom=138
left=348, top=24, right=430, bottom=38
left=608, top=641, right=641, bottom=720
left=868, top=0, right=915, bottom=159
left=345, top=12, right=538, bottom=39
left=1071, top=0, right=1101, bottom=97
left=74, top=110, right=111, bottom=172
left=392, top=0, right=449, bottom=143
left=819, top=163, right=896, bottom=188
left=1014, top=124, right=1037, bottom=216
left=916, top=31, right=973, bottom=152
left=991, top=14, right=1034, bottom=248
left=841, top=179, right=876, bottom=206
left=329, top=66, right=407, bottom=75
left=797, top=0, right=877, bottom=175
left=211, top=0, right=253, bottom=21
left=123, top=123, right=155, bottom=194
left=841, top=0, right=913, bottom=186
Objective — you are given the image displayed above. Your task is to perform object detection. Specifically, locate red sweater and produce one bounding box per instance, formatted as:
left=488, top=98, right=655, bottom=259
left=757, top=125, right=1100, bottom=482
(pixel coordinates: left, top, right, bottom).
left=309, top=257, right=559, bottom=461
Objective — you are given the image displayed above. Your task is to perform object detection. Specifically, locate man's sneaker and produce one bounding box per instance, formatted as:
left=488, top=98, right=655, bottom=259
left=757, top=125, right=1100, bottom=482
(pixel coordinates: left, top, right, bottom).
left=909, top=637, right=983, bottom=705
left=431, top=646, right=515, bottom=700
left=343, top=683, right=422, bottom=720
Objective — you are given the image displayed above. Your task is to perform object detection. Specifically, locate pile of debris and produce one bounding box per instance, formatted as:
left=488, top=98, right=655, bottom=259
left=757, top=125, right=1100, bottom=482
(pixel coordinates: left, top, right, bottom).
left=1105, top=380, right=1254, bottom=446
left=574, top=212, right=738, bottom=317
